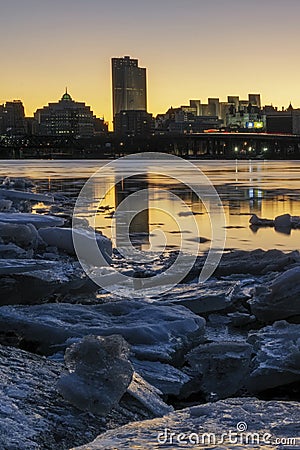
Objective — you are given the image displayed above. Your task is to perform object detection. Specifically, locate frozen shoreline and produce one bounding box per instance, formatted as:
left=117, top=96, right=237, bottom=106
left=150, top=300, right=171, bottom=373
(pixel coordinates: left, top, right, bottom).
left=0, top=178, right=299, bottom=449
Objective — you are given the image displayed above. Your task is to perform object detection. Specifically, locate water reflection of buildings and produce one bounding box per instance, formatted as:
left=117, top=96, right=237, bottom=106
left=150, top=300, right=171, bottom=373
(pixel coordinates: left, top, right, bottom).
left=114, top=176, right=150, bottom=249
left=87, top=167, right=299, bottom=253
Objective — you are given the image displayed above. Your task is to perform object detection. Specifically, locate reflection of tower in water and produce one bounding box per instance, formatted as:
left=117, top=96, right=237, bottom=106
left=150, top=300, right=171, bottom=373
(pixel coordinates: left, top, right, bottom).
left=114, top=175, right=150, bottom=249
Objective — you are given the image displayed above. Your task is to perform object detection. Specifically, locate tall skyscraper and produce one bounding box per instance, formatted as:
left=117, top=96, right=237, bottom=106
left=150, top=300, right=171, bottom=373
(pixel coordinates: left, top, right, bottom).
left=111, top=56, right=147, bottom=119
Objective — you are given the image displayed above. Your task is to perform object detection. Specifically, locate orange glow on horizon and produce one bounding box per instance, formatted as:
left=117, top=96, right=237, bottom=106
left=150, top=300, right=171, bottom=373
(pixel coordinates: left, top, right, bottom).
left=1, top=1, right=300, bottom=128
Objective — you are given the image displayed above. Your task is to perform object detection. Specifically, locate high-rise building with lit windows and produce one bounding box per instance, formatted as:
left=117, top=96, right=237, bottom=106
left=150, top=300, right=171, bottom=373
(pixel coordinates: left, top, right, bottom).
left=34, top=90, right=107, bottom=137
left=111, top=56, right=147, bottom=121
left=0, top=100, right=26, bottom=135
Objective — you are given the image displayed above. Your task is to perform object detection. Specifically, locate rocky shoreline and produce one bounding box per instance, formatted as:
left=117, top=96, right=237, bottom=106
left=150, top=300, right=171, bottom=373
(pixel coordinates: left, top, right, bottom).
left=0, top=178, right=299, bottom=449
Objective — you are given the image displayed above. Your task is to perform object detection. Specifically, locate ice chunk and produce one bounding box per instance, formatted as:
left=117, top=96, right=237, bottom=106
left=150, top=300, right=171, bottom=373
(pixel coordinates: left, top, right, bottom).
left=127, top=372, right=173, bottom=417
left=0, top=301, right=206, bottom=361
left=0, top=189, right=54, bottom=203
left=57, top=335, right=133, bottom=415
left=247, top=321, right=300, bottom=392
left=0, top=222, right=39, bottom=248
left=0, top=213, right=64, bottom=228
left=39, top=227, right=112, bottom=265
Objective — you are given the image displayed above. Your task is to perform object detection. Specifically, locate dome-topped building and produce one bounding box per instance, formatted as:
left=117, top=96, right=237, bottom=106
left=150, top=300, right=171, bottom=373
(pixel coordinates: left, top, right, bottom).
left=61, top=88, right=73, bottom=102
left=34, top=90, right=107, bottom=137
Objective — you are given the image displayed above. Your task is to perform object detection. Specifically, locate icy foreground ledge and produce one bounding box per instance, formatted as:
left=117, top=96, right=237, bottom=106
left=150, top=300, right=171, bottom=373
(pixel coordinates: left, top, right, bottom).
left=0, top=301, right=205, bottom=361
left=72, top=398, right=300, bottom=450
left=0, top=344, right=171, bottom=450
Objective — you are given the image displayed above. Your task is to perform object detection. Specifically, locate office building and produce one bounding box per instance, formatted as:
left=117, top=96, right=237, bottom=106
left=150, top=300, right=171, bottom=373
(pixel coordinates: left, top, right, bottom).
left=0, top=100, right=26, bottom=135
left=155, top=105, right=222, bottom=133
left=226, top=109, right=266, bottom=131
left=249, top=94, right=261, bottom=108
left=114, top=110, right=153, bottom=136
left=227, top=96, right=240, bottom=110
left=265, top=104, right=300, bottom=134
left=208, top=98, right=220, bottom=117
left=34, top=90, right=107, bottom=137
left=189, top=100, right=201, bottom=116
left=112, top=56, right=147, bottom=120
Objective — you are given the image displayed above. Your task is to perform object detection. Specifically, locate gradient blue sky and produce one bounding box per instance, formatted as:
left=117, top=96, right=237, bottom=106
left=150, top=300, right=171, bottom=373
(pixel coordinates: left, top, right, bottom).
left=1, top=0, right=300, bottom=124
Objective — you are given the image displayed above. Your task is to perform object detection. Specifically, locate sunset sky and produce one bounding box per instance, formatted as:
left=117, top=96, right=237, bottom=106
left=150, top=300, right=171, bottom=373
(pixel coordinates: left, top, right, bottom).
left=1, top=0, right=300, bottom=126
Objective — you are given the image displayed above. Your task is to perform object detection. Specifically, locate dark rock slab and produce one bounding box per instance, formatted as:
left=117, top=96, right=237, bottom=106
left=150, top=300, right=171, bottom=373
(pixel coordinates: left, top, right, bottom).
left=250, top=266, right=300, bottom=322
left=247, top=321, right=300, bottom=392
left=185, top=341, right=252, bottom=400
left=250, top=214, right=274, bottom=227
left=186, top=249, right=300, bottom=281
left=132, top=358, right=191, bottom=397
left=214, top=249, right=300, bottom=276
left=156, top=280, right=234, bottom=315
left=0, top=260, right=90, bottom=305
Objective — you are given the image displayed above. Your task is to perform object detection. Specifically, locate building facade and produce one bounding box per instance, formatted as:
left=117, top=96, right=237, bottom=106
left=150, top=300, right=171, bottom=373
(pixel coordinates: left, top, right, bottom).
left=114, top=110, right=153, bottom=136
left=0, top=100, right=26, bottom=135
left=112, top=56, right=147, bottom=120
left=155, top=105, right=222, bottom=134
left=265, top=104, right=300, bottom=134
left=34, top=90, right=107, bottom=137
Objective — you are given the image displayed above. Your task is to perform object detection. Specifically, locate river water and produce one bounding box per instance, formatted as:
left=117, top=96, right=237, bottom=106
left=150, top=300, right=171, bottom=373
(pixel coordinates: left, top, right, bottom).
left=1, top=159, right=300, bottom=254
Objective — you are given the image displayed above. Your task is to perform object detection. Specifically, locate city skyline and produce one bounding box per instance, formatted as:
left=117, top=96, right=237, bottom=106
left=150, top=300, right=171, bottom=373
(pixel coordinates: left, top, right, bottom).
left=1, top=0, right=300, bottom=125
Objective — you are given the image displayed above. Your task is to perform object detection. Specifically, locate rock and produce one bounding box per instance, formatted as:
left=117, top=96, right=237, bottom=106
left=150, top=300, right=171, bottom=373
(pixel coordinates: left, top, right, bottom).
left=249, top=214, right=274, bottom=227
left=0, top=344, right=159, bottom=450
left=185, top=249, right=300, bottom=282
left=226, top=278, right=256, bottom=306
left=0, top=212, right=64, bottom=228
left=132, top=359, right=191, bottom=396
left=249, top=213, right=300, bottom=230
left=0, top=260, right=91, bottom=305
left=157, top=280, right=234, bottom=315
left=71, top=398, right=300, bottom=449
left=291, top=215, right=300, bottom=227
left=0, top=199, right=12, bottom=211
left=0, top=243, right=29, bottom=259
left=246, top=321, right=300, bottom=392
left=274, top=213, right=300, bottom=230
left=274, top=213, right=292, bottom=230
left=250, top=266, right=300, bottom=322
left=213, top=249, right=299, bottom=277
left=185, top=341, right=252, bottom=400
left=0, top=301, right=206, bottom=361
left=226, top=312, right=256, bottom=327
left=38, top=227, right=112, bottom=265
left=57, top=335, right=134, bottom=415
left=1, top=177, right=34, bottom=190
left=0, top=221, right=39, bottom=248
left=0, top=258, right=58, bottom=275
left=127, top=372, right=173, bottom=417
left=0, top=344, right=105, bottom=450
